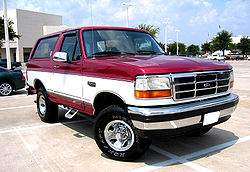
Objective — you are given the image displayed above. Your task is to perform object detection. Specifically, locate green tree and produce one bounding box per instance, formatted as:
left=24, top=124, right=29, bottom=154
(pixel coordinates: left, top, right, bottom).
left=168, top=42, right=186, bottom=55
left=211, top=30, right=232, bottom=56
left=0, top=17, right=21, bottom=47
left=187, top=44, right=200, bottom=56
left=228, top=43, right=238, bottom=54
left=136, top=24, right=160, bottom=38
left=201, top=42, right=212, bottom=53
left=158, top=42, right=165, bottom=51
left=237, top=37, right=250, bottom=57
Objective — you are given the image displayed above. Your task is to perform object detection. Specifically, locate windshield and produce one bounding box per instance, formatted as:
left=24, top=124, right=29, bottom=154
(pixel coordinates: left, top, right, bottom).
left=82, top=29, right=165, bottom=58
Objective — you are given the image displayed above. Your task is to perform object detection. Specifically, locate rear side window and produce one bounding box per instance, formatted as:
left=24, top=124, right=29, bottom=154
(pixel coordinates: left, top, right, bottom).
left=32, top=36, right=59, bottom=59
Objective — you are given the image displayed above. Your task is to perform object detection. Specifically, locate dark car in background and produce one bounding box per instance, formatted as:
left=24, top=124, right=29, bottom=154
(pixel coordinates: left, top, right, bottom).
left=0, top=59, right=22, bottom=69
left=231, top=56, right=245, bottom=60
left=0, top=67, right=25, bottom=96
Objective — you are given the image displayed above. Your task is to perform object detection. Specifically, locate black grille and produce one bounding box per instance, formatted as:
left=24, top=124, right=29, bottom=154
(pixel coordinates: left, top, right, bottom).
left=172, top=71, right=231, bottom=100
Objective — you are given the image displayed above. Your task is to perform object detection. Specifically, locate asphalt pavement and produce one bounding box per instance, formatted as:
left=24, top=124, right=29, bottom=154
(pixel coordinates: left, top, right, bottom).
left=0, top=61, right=249, bottom=172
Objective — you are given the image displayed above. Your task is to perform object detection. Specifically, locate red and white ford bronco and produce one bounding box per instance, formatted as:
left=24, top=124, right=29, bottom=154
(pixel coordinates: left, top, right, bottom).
left=27, top=27, right=239, bottom=161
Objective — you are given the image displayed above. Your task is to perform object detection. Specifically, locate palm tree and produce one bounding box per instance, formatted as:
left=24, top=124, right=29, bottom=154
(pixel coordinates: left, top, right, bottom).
left=0, top=17, right=21, bottom=47
left=136, top=24, right=160, bottom=38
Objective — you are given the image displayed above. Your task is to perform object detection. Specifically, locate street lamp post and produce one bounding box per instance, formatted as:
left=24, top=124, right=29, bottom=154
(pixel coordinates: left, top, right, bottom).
left=168, top=39, right=172, bottom=55
left=175, top=29, right=180, bottom=55
left=3, top=0, right=11, bottom=69
left=122, top=2, right=133, bottom=27
left=163, top=22, right=168, bottom=53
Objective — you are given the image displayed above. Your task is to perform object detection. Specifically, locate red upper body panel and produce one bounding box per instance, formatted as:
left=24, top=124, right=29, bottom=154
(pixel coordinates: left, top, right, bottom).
left=28, top=26, right=232, bottom=82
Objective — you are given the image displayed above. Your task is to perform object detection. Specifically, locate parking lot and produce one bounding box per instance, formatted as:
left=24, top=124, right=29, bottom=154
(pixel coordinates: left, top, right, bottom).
left=0, top=61, right=249, bottom=172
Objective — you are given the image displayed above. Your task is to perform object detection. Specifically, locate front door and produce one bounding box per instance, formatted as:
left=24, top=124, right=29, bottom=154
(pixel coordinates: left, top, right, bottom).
left=52, top=31, right=84, bottom=110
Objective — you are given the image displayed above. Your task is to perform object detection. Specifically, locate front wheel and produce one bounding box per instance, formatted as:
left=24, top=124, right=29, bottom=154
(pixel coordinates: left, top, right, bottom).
left=37, top=87, right=58, bottom=122
left=94, top=106, right=151, bottom=161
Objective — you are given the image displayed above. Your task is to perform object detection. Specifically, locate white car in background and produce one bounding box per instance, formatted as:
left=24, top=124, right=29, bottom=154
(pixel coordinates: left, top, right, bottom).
left=206, top=55, right=225, bottom=61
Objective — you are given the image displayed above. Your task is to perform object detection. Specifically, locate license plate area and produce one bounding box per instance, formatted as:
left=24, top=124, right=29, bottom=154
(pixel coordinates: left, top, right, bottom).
left=203, top=111, right=220, bottom=126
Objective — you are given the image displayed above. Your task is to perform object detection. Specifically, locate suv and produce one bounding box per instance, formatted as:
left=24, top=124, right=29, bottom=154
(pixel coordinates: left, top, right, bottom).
left=27, top=27, right=239, bottom=161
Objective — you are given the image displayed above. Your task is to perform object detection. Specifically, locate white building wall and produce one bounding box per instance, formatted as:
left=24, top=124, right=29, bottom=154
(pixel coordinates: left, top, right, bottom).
left=16, top=9, right=62, bottom=48
left=0, top=9, right=63, bottom=62
left=232, top=36, right=243, bottom=44
left=43, top=26, right=78, bottom=35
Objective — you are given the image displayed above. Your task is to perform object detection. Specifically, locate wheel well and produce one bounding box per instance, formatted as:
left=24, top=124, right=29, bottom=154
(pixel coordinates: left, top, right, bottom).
left=0, top=78, right=15, bottom=90
left=93, top=92, right=127, bottom=115
left=34, top=79, right=45, bottom=91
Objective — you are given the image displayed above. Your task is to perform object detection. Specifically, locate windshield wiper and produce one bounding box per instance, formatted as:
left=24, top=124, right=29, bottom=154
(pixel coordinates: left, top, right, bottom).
left=92, top=51, right=137, bottom=57
left=137, top=50, right=166, bottom=55
left=136, top=50, right=158, bottom=54
left=121, top=52, right=136, bottom=55
left=92, top=51, right=122, bottom=56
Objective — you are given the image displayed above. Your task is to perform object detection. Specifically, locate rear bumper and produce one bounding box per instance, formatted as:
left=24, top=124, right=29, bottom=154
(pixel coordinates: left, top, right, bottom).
left=15, top=79, right=26, bottom=90
left=128, top=94, right=239, bottom=130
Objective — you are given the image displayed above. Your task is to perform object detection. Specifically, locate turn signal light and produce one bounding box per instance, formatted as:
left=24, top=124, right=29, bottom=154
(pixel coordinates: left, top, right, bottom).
left=230, top=81, right=234, bottom=88
left=135, top=90, right=171, bottom=98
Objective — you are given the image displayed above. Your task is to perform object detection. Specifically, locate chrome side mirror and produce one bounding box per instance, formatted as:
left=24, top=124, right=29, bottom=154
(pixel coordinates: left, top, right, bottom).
left=53, top=52, right=67, bottom=62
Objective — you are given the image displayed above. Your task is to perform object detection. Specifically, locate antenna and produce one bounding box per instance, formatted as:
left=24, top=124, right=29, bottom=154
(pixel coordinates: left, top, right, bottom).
left=89, top=0, right=95, bottom=59
left=90, top=0, right=93, bottom=26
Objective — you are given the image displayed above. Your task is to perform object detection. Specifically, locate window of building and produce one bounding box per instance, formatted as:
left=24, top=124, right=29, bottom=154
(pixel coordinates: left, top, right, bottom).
left=24, top=53, right=30, bottom=62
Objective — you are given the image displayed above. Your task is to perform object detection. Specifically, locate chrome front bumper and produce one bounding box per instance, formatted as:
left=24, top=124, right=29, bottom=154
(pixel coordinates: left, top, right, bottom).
left=128, top=94, right=239, bottom=130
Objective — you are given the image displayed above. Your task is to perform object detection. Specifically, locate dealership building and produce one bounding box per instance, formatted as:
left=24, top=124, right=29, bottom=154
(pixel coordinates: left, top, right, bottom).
left=0, top=9, right=73, bottom=62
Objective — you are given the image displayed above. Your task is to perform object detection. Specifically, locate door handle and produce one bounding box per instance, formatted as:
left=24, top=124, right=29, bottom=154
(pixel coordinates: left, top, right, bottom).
left=53, top=65, right=60, bottom=69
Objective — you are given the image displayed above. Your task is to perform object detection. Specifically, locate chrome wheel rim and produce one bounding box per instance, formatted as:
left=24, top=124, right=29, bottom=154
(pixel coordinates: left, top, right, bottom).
left=0, top=83, right=12, bottom=96
left=38, top=94, right=46, bottom=117
left=104, top=120, right=134, bottom=151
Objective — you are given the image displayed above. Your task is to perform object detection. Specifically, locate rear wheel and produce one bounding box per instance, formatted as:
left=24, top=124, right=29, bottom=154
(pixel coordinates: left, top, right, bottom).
left=94, top=105, right=151, bottom=161
left=0, top=82, right=13, bottom=96
left=37, top=87, right=58, bottom=122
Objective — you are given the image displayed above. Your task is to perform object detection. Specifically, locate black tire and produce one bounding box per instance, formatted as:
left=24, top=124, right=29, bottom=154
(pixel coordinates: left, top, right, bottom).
left=187, top=126, right=213, bottom=137
left=0, top=82, right=13, bottom=96
left=94, top=105, right=151, bottom=161
left=37, top=87, right=58, bottom=122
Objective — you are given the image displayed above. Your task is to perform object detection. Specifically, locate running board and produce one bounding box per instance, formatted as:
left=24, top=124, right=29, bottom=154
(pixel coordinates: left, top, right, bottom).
left=65, top=109, right=78, bottom=119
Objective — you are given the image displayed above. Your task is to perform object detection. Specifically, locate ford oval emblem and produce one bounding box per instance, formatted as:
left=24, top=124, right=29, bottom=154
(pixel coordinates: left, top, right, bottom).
left=204, top=83, right=210, bottom=88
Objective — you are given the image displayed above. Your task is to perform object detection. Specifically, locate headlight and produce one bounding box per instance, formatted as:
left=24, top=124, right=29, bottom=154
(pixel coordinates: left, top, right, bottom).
left=230, top=71, right=234, bottom=88
left=135, top=75, right=172, bottom=98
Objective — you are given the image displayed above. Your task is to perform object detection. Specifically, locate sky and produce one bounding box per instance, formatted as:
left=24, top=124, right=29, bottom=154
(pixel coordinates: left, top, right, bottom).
left=1, top=0, right=249, bottom=46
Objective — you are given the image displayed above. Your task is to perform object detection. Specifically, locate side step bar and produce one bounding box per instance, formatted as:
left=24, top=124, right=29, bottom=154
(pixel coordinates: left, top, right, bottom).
left=58, top=105, right=95, bottom=122
left=65, top=109, right=79, bottom=119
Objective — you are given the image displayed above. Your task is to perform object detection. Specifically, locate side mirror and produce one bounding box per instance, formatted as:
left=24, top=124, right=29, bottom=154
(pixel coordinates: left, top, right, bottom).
left=53, top=52, right=67, bottom=62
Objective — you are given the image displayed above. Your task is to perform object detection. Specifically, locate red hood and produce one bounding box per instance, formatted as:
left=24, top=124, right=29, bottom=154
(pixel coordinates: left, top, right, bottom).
left=101, top=55, right=231, bottom=72
left=84, top=55, right=232, bottom=81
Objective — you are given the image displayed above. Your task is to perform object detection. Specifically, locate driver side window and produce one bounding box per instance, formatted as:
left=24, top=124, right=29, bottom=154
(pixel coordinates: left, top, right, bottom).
left=134, top=38, right=153, bottom=51
left=60, top=34, right=82, bottom=62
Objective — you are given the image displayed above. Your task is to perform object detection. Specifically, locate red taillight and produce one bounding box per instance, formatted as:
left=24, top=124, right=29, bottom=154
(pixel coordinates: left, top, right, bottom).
left=21, top=72, right=25, bottom=80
